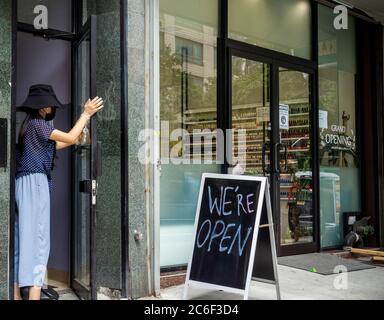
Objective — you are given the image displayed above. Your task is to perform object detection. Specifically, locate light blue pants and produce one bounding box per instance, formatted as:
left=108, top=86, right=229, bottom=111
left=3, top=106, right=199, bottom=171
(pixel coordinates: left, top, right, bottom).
left=15, top=173, right=50, bottom=288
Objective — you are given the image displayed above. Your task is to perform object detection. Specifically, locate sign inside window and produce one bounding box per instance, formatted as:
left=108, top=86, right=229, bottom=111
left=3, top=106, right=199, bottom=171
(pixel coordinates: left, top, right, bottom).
left=320, top=125, right=356, bottom=151
left=279, top=104, right=289, bottom=130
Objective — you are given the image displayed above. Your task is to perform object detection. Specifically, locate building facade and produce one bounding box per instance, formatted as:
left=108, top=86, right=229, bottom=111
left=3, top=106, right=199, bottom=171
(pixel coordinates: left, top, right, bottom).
left=0, top=0, right=383, bottom=300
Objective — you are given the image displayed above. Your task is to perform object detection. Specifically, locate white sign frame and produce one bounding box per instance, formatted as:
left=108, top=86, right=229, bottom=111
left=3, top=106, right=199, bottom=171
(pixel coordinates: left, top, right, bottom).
left=183, top=173, right=281, bottom=300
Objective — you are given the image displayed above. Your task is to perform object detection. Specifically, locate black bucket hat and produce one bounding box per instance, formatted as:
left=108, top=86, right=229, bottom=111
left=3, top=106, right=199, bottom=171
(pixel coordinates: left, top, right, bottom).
left=18, top=84, right=65, bottom=112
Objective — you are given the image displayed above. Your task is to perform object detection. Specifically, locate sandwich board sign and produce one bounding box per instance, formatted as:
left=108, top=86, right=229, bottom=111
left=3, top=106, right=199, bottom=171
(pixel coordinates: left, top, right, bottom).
left=183, top=173, right=280, bottom=300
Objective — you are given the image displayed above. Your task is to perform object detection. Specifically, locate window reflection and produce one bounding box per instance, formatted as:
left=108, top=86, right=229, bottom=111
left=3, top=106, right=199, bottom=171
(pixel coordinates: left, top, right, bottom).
left=318, top=5, right=360, bottom=248
left=159, top=0, right=219, bottom=268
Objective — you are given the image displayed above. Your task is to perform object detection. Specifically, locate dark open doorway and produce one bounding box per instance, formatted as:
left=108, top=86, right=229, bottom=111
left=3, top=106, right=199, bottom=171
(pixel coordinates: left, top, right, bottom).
left=13, top=0, right=98, bottom=300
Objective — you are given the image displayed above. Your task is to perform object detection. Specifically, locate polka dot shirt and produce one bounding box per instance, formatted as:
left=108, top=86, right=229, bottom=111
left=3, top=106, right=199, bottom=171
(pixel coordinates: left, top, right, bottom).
left=16, top=118, right=56, bottom=192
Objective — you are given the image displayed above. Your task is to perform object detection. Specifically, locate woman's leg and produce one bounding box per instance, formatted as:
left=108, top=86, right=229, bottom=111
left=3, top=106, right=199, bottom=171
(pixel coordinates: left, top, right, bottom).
left=29, top=287, right=42, bottom=300
left=18, top=174, right=51, bottom=297
left=14, top=284, right=22, bottom=301
left=14, top=187, right=22, bottom=300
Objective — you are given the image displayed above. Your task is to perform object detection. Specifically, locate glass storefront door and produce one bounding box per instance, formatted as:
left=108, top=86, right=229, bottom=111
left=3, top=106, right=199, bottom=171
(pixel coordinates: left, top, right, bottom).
left=230, top=50, right=317, bottom=256
left=72, top=16, right=98, bottom=300
left=278, top=67, right=314, bottom=253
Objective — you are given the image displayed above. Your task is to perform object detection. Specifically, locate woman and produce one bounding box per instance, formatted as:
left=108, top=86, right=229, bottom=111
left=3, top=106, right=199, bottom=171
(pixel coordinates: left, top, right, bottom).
left=15, top=84, right=103, bottom=300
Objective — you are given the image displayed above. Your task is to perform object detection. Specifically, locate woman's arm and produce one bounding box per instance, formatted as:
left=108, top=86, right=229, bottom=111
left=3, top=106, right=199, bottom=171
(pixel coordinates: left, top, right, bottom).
left=51, top=97, right=103, bottom=148
left=56, top=140, right=78, bottom=150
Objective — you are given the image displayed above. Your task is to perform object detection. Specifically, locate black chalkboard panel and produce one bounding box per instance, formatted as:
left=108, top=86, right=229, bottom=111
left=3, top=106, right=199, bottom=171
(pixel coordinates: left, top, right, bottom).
left=189, top=177, right=262, bottom=290
left=252, top=202, right=275, bottom=282
left=0, top=119, right=7, bottom=168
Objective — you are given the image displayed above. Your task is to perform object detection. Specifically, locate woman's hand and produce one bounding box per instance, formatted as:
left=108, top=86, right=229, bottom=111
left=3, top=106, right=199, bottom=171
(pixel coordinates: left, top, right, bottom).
left=83, top=96, right=104, bottom=117
left=51, top=96, right=104, bottom=148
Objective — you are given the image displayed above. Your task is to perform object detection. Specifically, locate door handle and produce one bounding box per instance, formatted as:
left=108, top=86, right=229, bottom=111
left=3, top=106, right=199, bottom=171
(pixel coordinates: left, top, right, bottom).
left=274, top=143, right=280, bottom=174
left=262, top=143, right=270, bottom=175
left=281, top=143, right=288, bottom=173
left=92, top=180, right=97, bottom=206
left=274, top=143, right=288, bottom=173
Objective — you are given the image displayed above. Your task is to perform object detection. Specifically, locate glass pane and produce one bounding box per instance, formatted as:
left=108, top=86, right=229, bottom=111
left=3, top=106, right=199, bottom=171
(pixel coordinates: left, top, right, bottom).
left=159, top=0, right=219, bottom=268
left=231, top=56, right=270, bottom=175
left=74, top=36, right=91, bottom=287
left=228, top=0, right=311, bottom=59
left=17, top=0, right=72, bottom=32
left=279, top=68, right=313, bottom=245
left=318, top=6, right=360, bottom=248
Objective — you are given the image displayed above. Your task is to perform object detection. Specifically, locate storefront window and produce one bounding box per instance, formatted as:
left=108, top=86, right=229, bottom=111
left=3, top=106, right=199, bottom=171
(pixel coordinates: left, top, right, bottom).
left=228, top=0, right=311, bottom=59
left=160, top=0, right=219, bottom=268
left=318, top=6, right=360, bottom=248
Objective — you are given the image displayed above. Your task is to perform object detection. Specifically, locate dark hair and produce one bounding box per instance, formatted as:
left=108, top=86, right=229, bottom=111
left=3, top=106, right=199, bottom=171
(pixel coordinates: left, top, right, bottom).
left=17, top=110, right=41, bottom=150
left=17, top=109, right=57, bottom=171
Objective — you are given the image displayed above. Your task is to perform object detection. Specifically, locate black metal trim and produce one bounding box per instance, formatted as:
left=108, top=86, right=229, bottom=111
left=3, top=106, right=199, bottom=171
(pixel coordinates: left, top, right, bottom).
left=160, top=265, right=187, bottom=274
left=70, top=15, right=97, bottom=300
left=320, top=245, right=344, bottom=251
left=227, top=39, right=317, bottom=71
left=368, top=24, right=384, bottom=247
left=69, top=1, right=80, bottom=296
left=219, top=0, right=319, bottom=257
left=358, top=84, right=364, bottom=221
left=68, top=0, right=82, bottom=292
left=311, top=0, right=321, bottom=252
left=355, top=19, right=380, bottom=247
left=227, top=48, right=318, bottom=256
left=270, top=63, right=281, bottom=255
left=279, top=242, right=318, bottom=256
left=120, top=0, right=131, bottom=299
left=374, top=26, right=384, bottom=247
left=73, top=0, right=83, bottom=34
left=355, top=21, right=365, bottom=246
left=217, top=0, right=229, bottom=173
left=76, top=18, right=92, bottom=43
left=89, top=15, right=98, bottom=301
left=17, top=22, right=76, bottom=41
left=8, top=0, right=18, bottom=301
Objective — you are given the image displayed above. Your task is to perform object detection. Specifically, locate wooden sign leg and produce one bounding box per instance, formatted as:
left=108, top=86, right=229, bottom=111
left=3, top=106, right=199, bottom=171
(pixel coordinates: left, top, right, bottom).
left=265, top=181, right=281, bottom=300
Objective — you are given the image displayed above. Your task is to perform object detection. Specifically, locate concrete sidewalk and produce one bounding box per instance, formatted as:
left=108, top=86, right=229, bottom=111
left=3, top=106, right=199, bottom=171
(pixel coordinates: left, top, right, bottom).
left=153, top=265, right=384, bottom=300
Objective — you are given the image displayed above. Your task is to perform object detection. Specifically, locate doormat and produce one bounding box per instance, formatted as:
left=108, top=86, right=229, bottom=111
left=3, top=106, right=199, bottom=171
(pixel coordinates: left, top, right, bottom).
left=278, top=253, right=375, bottom=275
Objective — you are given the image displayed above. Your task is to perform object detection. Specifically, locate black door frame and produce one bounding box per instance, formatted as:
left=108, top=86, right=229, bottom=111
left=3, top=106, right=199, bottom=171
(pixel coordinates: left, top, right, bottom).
left=71, top=15, right=98, bottom=300
left=227, top=44, right=319, bottom=256
left=217, top=0, right=320, bottom=256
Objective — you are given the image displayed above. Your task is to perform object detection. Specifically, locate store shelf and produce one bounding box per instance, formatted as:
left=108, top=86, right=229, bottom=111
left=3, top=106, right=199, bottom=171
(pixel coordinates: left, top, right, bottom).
left=281, top=136, right=310, bottom=141
left=188, top=131, right=217, bottom=136
left=287, top=148, right=310, bottom=153
left=289, top=125, right=310, bottom=129
left=236, top=139, right=265, bottom=144
left=184, top=100, right=311, bottom=181
left=290, top=113, right=309, bottom=117
left=185, top=119, right=216, bottom=125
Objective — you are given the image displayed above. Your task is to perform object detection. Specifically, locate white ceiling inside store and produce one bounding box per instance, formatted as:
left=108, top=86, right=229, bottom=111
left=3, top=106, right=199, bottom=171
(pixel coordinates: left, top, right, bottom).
left=340, top=0, right=384, bottom=24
